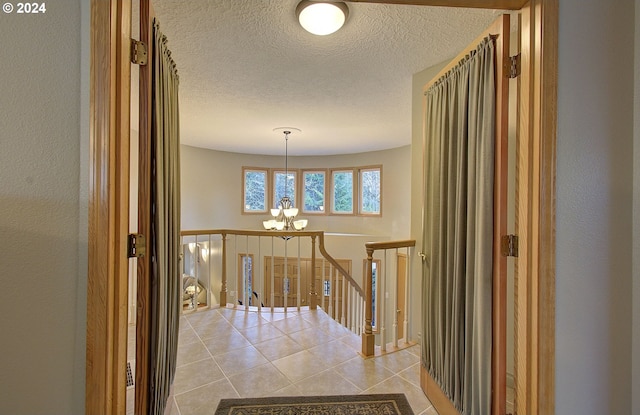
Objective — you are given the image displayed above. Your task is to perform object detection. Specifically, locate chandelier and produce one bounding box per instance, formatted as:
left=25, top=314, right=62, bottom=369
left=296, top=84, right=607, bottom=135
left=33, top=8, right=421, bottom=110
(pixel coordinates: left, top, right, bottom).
left=263, top=129, right=308, bottom=231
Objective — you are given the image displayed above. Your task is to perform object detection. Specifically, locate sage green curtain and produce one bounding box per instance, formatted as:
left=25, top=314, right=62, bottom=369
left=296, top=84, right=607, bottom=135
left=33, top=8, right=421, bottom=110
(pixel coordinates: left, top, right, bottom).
left=421, top=36, right=495, bottom=415
left=149, top=18, right=181, bottom=415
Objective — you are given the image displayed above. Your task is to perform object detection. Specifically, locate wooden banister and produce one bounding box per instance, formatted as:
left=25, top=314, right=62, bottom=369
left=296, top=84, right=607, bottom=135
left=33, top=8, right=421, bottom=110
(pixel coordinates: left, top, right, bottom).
left=362, top=239, right=416, bottom=356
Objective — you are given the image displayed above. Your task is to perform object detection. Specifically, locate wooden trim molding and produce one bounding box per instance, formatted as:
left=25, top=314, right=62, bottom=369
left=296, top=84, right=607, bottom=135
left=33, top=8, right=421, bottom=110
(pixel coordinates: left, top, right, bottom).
left=515, top=1, right=557, bottom=414
left=535, top=0, right=557, bottom=412
left=420, top=366, right=460, bottom=415
left=86, top=0, right=131, bottom=414
left=347, top=0, right=527, bottom=10
left=135, top=0, right=153, bottom=413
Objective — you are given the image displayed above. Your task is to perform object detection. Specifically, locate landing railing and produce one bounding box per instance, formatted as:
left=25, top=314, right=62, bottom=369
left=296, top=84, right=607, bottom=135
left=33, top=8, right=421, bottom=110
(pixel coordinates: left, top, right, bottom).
left=180, top=229, right=416, bottom=356
left=180, top=229, right=365, bottom=336
left=361, top=239, right=417, bottom=357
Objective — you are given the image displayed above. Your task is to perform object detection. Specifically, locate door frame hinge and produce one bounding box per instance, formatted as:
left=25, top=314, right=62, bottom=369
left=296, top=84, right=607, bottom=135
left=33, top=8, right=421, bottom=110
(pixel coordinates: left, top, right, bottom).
left=508, top=54, right=521, bottom=78
left=501, top=234, right=519, bottom=257
left=131, top=39, right=148, bottom=65
left=127, top=233, right=146, bottom=258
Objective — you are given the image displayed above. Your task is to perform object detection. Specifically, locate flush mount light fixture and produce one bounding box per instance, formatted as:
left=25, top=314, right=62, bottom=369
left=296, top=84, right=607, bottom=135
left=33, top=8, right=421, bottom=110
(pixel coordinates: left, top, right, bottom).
left=296, top=1, right=349, bottom=36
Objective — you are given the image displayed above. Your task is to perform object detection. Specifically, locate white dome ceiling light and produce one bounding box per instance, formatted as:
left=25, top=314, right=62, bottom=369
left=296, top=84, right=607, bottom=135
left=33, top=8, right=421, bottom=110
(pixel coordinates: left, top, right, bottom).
left=296, top=1, right=349, bottom=36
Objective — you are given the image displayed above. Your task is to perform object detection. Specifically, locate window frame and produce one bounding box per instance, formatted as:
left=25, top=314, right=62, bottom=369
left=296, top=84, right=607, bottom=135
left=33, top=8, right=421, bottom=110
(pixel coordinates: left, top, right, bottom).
left=358, top=165, right=382, bottom=216
left=242, top=164, right=382, bottom=217
left=272, top=168, right=299, bottom=209
left=301, top=169, right=328, bottom=215
left=242, top=167, right=269, bottom=214
left=330, top=168, right=355, bottom=215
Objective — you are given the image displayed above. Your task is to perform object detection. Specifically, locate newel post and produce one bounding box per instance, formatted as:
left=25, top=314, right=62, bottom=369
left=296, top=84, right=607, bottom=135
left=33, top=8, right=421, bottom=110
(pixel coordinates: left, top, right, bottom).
left=220, top=233, right=227, bottom=305
left=309, top=235, right=318, bottom=309
left=362, top=246, right=375, bottom=356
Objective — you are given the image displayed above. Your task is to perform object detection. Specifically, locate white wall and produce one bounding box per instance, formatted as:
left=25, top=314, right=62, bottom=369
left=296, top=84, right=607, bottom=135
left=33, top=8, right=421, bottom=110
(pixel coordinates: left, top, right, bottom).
left=557, top=0, right=635, bottom=413
left=0, top=1, right=87, bottom=414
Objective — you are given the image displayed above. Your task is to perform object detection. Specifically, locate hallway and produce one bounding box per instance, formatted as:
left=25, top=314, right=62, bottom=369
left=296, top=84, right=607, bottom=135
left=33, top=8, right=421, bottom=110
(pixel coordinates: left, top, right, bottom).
left=147, top=307, right=436, bottom=414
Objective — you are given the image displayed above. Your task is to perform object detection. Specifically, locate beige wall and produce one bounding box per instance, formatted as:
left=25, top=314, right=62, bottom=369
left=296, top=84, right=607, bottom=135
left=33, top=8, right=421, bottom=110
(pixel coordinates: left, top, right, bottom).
left=180, top=144, right=411, bottom=239
left=0, top=1, right=87, bottom=414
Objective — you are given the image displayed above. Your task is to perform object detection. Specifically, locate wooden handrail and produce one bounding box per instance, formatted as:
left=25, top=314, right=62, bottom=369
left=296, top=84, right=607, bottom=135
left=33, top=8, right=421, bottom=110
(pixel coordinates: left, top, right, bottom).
left=317, top=233, right=364, bottom=297
left=365, top=240, right=416, bottom=251
left=362, top=238, right=416, bottom=356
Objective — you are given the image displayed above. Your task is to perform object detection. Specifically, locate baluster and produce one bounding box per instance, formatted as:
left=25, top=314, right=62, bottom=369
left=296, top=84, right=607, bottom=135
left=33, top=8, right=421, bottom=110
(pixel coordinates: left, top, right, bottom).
left=333, top=268, right=339, bottom=322
left=347, top=285, right=352, bottom=332
left=194, top=235, right=199, bottom=311
left=233, top=235, right=238, bottom=308
left=284, top=238, right=288, bottom=312
left=208, top=234, right=212, bottom=308
left=351, top=286, right=357, bottom=333
left=362, top=246, right=375, bottom=356
left=297, top=237, right=301, bottom=310
left=220, top=233, right=227, bottom=306
left=321, top=256, right=326, bottom=312
left=257, top=236, right=262, bottom=313
left=404, top=246, right=411, bottom=342
left=243, top=235, right=249, bottom=310
left=341, top=276, right=346, bottom=326
left=270, top=237, right=275, bottom=313
left=393, top=248, right=399, bottom=348
left=359, top=295, right=364, bottom=336
left=380, top=250, right=387, bottom=352
left=310, top=235, right=317, bottom=310
left=328, top=264, right=333, bottom=318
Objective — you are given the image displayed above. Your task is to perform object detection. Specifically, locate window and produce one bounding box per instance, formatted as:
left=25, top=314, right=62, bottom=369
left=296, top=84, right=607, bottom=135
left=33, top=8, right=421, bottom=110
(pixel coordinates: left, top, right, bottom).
left=242, top=165, right=382, bottom=217
left=302, top=170, right=326, bottom=213
left=360, top=167, right=381, bottom=215
left=323, top=280, right=331, bottom=296
left=243, top=168, right=268, bottom=213
left=331, top=170, right=353, bottom=214
left=273, top=170, right=297, bottom=208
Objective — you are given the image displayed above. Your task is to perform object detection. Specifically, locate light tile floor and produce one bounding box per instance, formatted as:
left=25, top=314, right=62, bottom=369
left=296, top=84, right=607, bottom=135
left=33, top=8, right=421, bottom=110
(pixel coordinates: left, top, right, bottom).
left=160, top=306, right=438, bottom=415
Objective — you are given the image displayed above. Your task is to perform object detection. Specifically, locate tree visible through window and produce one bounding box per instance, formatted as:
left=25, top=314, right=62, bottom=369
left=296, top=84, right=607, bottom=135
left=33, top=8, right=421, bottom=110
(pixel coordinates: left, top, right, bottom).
left=242, top=165, right=381, bottom=216
left=274, top=171, right=296, bottom=208
left=303, top=171, right=325, bottom=213
left=244, top=169, right=267, bottom=212
left=360, top=168, right=381, bottom=214
left=332, top=170, right=353, bottom=214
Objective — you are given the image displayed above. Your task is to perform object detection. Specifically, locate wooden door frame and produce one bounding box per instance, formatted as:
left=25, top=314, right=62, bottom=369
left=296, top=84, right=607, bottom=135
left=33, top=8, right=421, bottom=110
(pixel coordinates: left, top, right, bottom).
left=87, top=0, right=556, bottom=414
left=86, top=1, right=131, bottom=414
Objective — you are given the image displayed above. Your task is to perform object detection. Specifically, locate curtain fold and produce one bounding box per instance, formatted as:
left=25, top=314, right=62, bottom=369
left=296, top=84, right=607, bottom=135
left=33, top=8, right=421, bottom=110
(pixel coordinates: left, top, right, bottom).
left=421, top=36, right=495, bottom=415
left=149, top=18, right=181, bottom=415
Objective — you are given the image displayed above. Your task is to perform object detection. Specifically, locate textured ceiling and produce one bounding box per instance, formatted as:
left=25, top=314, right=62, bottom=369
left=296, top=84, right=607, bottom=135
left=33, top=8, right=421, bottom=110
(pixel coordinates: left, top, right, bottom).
left=147, top=0, right=503, bottom=155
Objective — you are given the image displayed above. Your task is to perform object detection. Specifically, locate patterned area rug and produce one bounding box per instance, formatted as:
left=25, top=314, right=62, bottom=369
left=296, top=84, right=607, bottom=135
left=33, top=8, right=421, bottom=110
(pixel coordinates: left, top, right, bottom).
left=214, top=394, right=414, bottom=414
